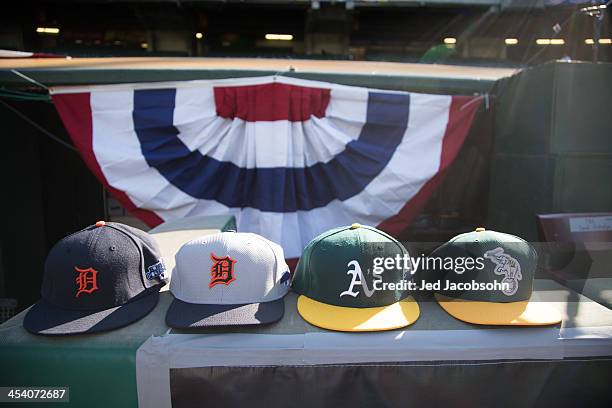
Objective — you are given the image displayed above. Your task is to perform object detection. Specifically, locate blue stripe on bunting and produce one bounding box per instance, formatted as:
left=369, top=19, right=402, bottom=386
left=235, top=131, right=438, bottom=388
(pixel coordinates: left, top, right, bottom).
left=133, top=88, right=410, bottom=212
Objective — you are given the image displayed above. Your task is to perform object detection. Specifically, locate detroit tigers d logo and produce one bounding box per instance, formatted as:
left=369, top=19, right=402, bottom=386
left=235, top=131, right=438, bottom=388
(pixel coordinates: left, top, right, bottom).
left=75, top=266, right=99, bottom=298
left=209, top=253, right=237, bottom=288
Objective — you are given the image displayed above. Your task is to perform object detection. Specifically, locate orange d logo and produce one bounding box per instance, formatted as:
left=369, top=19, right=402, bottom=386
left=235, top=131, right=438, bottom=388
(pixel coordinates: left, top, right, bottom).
left=75, top=267, right=99, bottom=298
left=209, top=253, right=237, bottom=288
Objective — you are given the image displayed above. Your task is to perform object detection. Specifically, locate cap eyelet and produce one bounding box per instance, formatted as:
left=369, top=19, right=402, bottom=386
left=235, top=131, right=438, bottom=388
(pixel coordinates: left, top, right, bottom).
left=110, top=245, right=117, bottom=251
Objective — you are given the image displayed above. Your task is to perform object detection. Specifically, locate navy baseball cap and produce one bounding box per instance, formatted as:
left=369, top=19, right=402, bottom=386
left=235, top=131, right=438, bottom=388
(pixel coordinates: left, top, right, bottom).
left=24, top=221, right=167, bottom=335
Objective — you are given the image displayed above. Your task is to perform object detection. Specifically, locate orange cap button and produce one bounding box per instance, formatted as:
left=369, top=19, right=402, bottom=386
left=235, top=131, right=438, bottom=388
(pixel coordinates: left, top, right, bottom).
left=95, top=220, right=106, bottom=227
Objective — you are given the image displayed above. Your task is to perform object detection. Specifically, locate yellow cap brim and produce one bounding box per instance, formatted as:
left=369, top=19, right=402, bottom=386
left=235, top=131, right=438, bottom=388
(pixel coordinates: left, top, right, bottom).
left=297, top=295, right=420, bottom=332
left=435, top=293, right=562, bottom=326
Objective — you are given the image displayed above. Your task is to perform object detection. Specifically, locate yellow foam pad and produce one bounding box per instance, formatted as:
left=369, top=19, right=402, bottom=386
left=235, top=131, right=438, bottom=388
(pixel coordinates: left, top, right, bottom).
left=435, top=294, right=562, bottom=326
left=297, top=295, right=420, bottom=332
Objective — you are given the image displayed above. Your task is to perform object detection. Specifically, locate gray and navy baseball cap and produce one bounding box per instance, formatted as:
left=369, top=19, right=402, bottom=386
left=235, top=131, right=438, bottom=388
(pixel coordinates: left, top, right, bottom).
left=432, top=228, right=561, bottom=326
left=24, top=221, right=167, bottom=335
left=166, top=231, right=291, bottom=328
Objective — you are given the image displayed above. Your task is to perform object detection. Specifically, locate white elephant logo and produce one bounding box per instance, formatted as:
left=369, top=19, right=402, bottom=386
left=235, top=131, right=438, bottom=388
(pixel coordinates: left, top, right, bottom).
left=483, top=247, right=522, bottom=296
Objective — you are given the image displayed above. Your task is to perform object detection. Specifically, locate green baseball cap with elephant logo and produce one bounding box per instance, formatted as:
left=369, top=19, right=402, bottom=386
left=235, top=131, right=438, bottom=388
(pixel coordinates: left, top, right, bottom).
left=432, top=228, right=561, bottom=326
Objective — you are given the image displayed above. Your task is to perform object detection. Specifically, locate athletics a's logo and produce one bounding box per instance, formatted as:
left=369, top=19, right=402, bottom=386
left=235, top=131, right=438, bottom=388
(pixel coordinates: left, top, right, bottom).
left=209, top=253, right=237, bottom=288
left=340, top=260, right=379, bottom=298
left=75, top=267, right=99, bottom=298
left=484, top=247, right=522, bottom=296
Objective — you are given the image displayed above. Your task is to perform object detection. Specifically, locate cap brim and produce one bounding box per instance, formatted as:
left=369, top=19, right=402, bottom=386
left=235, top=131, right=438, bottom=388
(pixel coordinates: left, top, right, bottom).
left=435, top=293, right=562, bottom=326
left=296, top=295, right=419, bottom=332
left=166, top=298, right=285, bottom=328
left=23, top=291, right=160, bottom=335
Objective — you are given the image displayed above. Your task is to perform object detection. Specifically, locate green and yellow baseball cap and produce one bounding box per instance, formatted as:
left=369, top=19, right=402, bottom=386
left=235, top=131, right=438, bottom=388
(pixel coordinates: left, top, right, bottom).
left=432, top=228, right=561, bottom=326
left=292, top=223, right=419, bottom=332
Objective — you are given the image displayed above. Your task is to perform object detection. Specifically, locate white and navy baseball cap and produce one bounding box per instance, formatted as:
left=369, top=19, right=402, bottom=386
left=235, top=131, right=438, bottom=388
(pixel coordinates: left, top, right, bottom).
left=24, top=221, right=167, bottom=335
left=166, top=231, right=291, bottom=328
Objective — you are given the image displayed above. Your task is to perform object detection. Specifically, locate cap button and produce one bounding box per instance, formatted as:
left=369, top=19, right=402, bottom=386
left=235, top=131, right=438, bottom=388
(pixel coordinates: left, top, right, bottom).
left=350, top=223, right=361, bottom=229
left=95, top=220, right=106, bottom=227
left=475, top=227, right=486, bottom=232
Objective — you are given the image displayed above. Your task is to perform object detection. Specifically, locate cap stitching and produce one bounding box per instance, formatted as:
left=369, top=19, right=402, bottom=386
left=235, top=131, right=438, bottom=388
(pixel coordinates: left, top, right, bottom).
left=253, top=234, right=282, bottom=300
left=308, top=226, right=351, bottom=292
left=85, top=226, right=103, bottom=270
left=105, top=223, right=146, bottom=289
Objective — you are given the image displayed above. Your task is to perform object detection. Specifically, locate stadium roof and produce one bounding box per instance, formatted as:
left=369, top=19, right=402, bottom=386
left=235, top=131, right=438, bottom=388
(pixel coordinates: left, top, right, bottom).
left=0, top=57, right=517, bottom=93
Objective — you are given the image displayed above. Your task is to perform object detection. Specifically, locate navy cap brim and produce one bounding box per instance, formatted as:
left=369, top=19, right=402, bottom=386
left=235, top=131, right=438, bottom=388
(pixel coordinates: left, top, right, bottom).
left=165, top=297, right=285, bottom=328
left=23, top=290, right=159, bottom=335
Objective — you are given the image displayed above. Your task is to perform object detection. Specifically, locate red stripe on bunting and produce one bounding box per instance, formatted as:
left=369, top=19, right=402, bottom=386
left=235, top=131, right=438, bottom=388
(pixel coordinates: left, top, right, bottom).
left=377, top=95, right=482, bottom=237
left=52, top=92, right=164, bottom=228
left=214, top=82, right=331, bottom=122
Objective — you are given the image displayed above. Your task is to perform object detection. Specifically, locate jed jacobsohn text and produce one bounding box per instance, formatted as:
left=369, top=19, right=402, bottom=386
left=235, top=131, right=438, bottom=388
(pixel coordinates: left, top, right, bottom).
left=373, top=254, right=486, bottom=275
left=374, top=279, right=512, bottom=292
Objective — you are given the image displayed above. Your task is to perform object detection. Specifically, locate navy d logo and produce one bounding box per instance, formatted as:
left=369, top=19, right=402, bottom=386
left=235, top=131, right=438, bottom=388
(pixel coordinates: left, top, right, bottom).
left=209, top=253, right=237, bottom=288
left=484, top=247, right=522, bottom=296
left=340, top=260, right=378, bottom=298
